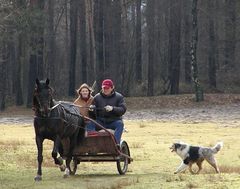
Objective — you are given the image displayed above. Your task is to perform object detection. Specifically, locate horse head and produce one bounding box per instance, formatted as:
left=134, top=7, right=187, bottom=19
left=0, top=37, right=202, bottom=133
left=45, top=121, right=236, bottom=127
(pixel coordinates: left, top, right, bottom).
left=33, top=78, right=54, bottom=117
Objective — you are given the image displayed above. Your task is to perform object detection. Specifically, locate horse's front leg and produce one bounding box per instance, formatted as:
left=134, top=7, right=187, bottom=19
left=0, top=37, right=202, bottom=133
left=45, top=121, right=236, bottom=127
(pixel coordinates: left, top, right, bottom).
left=61, top=138, right=71, bottom=178
left=52, top=137, right=65, bottom=172
left=35, top=136, right=43, bottom=181
left=63, top=157, right=72, bottom=178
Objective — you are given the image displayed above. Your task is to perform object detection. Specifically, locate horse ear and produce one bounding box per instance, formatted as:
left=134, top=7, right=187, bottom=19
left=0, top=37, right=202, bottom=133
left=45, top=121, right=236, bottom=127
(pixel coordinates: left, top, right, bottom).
left=46, top=78, right=50, bottom=85
left=36, top=78, right=40, bottom=86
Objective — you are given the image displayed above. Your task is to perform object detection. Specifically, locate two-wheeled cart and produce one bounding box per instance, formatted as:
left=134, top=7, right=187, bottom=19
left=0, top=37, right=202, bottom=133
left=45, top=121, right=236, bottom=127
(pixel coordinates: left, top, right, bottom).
left=70, top=117, right=132, bottom=175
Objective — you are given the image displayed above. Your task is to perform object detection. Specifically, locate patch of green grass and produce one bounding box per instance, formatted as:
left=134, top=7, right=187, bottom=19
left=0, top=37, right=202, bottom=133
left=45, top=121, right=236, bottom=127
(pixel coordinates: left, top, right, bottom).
left=1, top=122, right=240, bottom=188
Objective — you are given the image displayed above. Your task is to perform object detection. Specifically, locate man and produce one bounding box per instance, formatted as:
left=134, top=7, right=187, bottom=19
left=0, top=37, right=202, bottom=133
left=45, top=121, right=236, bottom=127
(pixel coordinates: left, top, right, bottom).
left=88, top=79, right=127, bottom=144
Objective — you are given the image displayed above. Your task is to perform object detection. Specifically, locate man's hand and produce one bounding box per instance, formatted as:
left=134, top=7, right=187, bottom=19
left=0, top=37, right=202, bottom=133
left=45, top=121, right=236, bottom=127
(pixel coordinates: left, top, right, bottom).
left=89, top=105, right=96, bottom=111
left=104, top=105, right=113, bottom=112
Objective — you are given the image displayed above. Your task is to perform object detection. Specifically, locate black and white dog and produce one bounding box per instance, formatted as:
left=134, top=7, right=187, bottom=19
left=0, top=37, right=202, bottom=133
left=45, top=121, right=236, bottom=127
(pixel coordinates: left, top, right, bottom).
left=170, top=141, right=223, bottom=174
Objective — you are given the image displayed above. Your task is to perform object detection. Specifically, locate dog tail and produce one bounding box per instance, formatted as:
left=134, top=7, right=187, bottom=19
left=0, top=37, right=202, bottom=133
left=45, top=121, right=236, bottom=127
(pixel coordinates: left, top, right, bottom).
left=212, top=141, right=223, bottom=153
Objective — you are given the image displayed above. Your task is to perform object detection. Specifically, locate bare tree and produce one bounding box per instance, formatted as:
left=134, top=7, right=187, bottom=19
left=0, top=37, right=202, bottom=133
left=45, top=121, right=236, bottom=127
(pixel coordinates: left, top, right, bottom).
left=191, top=0, right=203, bottom=101
left=27, top=0, right=45, bottom=107
left=183, top=0, right=192, bottom=83
left=15, top=35, right=24, bottom=106
left=146, top=0, right=155, bottom=96
left=0, top=44, right=8, bottom=111
left=68, top=0, right=78, bottom=96
left=94, top=0, right=104, bottom=89
left=135, top=0, right=142, bottom=83
left=224, top=0, right=236, bottom=67
left=85, top=0, right=97, bottom=82
left=111, top=0, right=122, bottom=89
left=208, top=1, right=217, bottom=88
left=79, top=0, right=87, bottom=83
left=46, top=0, right=56, bottom=85
left=168, top=0, right=182, bottom=94
left=120, top=0, right=128, bottom=93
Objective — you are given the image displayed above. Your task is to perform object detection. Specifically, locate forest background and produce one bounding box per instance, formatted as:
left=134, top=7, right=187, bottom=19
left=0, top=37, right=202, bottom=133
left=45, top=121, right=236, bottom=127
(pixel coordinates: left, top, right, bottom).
left=0, top=0, right=239, bottom=110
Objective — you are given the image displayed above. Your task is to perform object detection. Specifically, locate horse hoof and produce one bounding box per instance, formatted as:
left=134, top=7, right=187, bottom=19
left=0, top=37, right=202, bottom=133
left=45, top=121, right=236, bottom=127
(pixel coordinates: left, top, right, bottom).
left=59, top=164, right=66, bottom=172
left=34, top=175, right=42, bottom=181
left=70, top=171, right=75, bottom=176
left=63, top=174, right=69, bottom=178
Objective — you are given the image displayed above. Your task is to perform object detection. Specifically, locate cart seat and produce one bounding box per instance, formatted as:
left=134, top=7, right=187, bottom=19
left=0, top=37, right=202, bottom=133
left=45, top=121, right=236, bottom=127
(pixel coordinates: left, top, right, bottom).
left=86, top=129, right=114, bottom=137
left=99, top=129, right=115, bottom=134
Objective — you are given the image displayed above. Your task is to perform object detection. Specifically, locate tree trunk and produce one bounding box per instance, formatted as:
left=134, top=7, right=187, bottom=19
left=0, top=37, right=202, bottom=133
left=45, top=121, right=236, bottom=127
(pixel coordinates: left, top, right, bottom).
left=27, top=0, right=45, bottom=107
left=47, top=0, right=56, bottom=84
left=27, top=55, right=38, bottom=107
left=111, top=0, right=122, bottom=90
left=135, top=0, right=142, bottom=83
left=208, top=1, right=216, bottom=88
left=85, top=0, right=97, bottom=83
left=0, top=44, right=8, bottom=111
left=79, top=0, right=87, bottom=83
left=183, top=1, right=192, bottom=83
left=102, top=0, right=112, bottom=78
left=120, top=0, right=128, bottom=93
left=224, top=0, right=236, bottom=67
left=94, top=0, right=104, bottom=89
left=68, top=0, right=78, bottom=96
left=16, top=35, right=24, bottom=105
left=13, top=0, right=25, bottom=106
left=191, top=0, right=203, bottom=102
left=168, top=0, right=182, bottom=94
left=146, top=0, right=155, bottom=96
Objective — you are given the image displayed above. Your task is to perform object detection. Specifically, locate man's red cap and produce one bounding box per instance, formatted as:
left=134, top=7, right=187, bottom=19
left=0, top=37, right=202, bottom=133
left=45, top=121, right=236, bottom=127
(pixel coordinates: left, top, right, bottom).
left=102, top=79, right=113, bottom=88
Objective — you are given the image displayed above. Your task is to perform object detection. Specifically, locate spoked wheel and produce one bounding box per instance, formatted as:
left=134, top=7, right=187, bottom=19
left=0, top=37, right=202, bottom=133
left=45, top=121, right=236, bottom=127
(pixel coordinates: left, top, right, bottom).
left=117, top=141, right=130, bottom=175
left=69, top=158, right=79, bottom=175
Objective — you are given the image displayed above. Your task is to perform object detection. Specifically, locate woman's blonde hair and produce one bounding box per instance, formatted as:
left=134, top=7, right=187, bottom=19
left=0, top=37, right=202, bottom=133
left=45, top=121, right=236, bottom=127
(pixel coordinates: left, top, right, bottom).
left=76, top=83, right=92, bottom=96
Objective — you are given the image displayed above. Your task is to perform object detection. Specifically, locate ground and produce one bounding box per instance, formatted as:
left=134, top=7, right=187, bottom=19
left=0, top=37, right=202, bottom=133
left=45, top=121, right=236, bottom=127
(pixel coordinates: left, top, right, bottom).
left=0, top=94, right=240, bottom=189
left=1, top=93, right=240, bottom=126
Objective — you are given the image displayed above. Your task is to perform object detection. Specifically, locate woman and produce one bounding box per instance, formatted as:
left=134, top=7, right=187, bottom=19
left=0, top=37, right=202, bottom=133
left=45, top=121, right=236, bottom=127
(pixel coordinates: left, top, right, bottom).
left=74, top=83, right=93, bottom=120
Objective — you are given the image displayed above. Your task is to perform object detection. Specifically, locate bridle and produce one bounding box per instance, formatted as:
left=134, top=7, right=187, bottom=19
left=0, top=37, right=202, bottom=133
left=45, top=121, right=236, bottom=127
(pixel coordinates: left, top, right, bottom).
left=33, top=87, right=54, bottom=117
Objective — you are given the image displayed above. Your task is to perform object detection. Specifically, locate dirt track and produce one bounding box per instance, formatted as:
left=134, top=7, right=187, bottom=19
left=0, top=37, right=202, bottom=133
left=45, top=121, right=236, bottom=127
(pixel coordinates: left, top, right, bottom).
left=126, top=103, right=240, bottom=127
left=1, top=103, right=240, bottom=127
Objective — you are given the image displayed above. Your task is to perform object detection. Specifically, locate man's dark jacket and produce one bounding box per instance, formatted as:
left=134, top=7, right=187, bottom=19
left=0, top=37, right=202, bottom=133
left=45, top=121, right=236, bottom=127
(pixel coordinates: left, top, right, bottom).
left=90, top=90, right=126, bottom=123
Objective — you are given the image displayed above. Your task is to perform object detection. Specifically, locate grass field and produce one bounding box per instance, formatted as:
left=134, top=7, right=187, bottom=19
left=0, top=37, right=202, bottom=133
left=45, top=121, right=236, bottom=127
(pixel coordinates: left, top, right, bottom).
left=1, top=121, right=240, bottom=189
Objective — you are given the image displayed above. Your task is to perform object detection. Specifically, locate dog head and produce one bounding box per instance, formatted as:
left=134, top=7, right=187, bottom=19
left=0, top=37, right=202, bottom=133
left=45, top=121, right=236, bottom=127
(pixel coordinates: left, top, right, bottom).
left=170, top=142, right=188, bottom=152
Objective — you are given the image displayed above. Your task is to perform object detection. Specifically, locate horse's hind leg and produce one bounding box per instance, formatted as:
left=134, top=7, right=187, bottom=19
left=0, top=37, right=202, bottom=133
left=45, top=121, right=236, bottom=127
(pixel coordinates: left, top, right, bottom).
left=61, top=138, right=71, bottom=159
left=35, top=136, right=43, bottom=181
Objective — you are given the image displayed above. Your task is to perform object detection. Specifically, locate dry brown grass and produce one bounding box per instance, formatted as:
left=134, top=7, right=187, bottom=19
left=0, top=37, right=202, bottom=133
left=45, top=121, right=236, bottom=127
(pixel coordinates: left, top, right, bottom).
left=186, top=183, right=198, bottom=189
left=130, top=142, right=145, bottom=149
left=0, top=139, right=29, bottom=146
left=1, top=120, right=240, bottom=188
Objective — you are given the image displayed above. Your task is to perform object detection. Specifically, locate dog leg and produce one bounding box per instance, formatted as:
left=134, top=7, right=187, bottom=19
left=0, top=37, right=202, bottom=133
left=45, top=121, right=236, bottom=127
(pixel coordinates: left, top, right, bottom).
left=206, top=157, right=220, bottom=173
left=188, top=163, right=195, bottom=174
left=174, top=162, right=188, bottom=174
left=196, top=160, right=203, bottom=174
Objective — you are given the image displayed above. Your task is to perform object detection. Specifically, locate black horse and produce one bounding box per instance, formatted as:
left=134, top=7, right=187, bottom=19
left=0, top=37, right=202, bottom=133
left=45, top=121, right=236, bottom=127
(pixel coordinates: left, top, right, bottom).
left=33, top=78, right=85, bottom=181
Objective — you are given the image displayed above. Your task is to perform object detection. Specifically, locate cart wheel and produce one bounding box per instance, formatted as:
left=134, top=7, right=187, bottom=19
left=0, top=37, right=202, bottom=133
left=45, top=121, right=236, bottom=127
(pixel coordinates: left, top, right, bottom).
left=117, top=141, right=130, bottom=175
left=69, top=158, right=78, bottom=175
